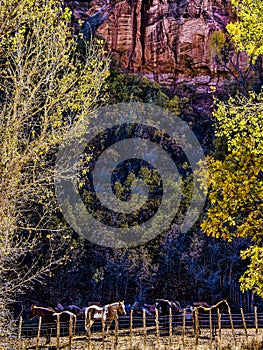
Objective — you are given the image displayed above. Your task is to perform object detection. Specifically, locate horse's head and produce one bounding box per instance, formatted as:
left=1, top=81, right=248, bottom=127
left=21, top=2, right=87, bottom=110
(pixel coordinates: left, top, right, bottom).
left=28, top=305, right=36, bottom=320
left=155, top=300, right=161, bottom=309
left=171, top=300, right=181, bottom=314
left=221, top=300, right=229, bottom=313
left=118, top=301, right=126, bottom=316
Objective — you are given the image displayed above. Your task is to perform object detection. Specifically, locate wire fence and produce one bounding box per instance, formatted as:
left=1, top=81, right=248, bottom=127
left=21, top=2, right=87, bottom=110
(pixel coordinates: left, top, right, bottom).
left=17, top=307, right=263, bottom=349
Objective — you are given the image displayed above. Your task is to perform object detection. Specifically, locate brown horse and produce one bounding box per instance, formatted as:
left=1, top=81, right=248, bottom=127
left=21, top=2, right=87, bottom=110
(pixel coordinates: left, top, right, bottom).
left=53, top=310, right=77, bottom=336
left=64, top=305, right=84, bottom=317
left=28, top=305, right=55, bottom=343
left=193, top=301, right=210, bottom=308
left=193, top=299, right=229, bottom=337
left=85, top=301, right=126, bottom=335
left=155, top=299, right=181, bottom=315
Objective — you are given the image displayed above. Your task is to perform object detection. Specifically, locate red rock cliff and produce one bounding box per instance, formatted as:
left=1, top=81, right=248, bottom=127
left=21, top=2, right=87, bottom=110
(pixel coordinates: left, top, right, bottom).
left=65, top=0, right=234, bottom=91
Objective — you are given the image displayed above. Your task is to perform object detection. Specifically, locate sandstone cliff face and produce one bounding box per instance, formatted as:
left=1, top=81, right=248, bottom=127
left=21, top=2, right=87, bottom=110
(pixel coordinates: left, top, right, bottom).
left=65, top=0, right=234, bottom=92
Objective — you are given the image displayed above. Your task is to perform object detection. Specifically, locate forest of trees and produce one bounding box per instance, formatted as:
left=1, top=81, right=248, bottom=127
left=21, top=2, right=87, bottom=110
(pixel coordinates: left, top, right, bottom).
left=0, top=0, right=262, bottom=346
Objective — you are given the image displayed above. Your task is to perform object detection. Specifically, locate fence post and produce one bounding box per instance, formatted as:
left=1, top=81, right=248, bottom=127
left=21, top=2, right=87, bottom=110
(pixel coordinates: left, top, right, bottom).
left=209, top=309, right=213, bottom=349
left=143, top=308, right=146, bottom=350
left=241, top=308, right=248, bottom=346
left=114, top=309, right=118, bottom=350
left=255, top=306, right=258, bottom=349
left=194, top=308, right=199, bottom=350
left=169, top=306, right=173, bottom=349
left=182, top=309, right=186, bottom=349
left=155, top=308, right=160, bottom=348
left=87, top=312, right=91, bottom=350
left=228, top=305, right=236, bottom=346
left=17, top=316, right=22, bottom=350
left=56, top=314, right=60, bottom=350
left=69, top=315, right=73, bottom=350
left=102, top=314, right=105, bottom=350
left=36, top=316, right=42, bottom=350
left=217, top=308, right=221, bottom=349
left=129, top=309, right=133, bottom=350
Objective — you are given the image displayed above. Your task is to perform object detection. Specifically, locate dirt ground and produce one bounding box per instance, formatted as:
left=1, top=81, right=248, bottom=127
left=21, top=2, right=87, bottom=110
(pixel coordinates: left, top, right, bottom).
left=10, top=328, right=263, bottom=350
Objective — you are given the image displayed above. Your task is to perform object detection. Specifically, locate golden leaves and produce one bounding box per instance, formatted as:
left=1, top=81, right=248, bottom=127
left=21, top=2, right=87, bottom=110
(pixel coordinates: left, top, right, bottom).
left=227, top=0, right=263, bottom=62
left=202, top=89, right=263, bottom=295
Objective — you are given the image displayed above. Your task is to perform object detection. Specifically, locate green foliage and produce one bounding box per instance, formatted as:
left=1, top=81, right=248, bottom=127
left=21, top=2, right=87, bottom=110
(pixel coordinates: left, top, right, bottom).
left=210, top=31, right=227, bottom=55
left=105, top=70, right=180, bottom=113
left=210, top=28, right=258, bottom=95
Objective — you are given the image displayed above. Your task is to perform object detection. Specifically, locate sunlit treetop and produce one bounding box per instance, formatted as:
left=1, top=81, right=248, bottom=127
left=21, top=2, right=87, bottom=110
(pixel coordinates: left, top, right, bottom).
left=214, top=92, right=263, bottom=157
left=227, top=0, right=263, bottom=62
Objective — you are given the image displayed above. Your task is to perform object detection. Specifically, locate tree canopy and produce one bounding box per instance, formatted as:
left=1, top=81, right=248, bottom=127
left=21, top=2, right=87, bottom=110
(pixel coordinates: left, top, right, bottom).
left=0, top=0, right=109, bottom=339
left=202, top=0, right=263, bottom=296
left=226, top=0, right=263, bottom=62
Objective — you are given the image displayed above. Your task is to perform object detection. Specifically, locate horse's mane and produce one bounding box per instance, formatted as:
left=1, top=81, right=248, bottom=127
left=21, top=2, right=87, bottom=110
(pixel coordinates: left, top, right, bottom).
left=196, top=305, right=210, bottom=311
left=33, top=305, right=55, bottom=312
left=195, top=299, right=229, bottom=311
left=211, top=299, right=229, bottom=309
left=104, top=301, right=124, bottom=308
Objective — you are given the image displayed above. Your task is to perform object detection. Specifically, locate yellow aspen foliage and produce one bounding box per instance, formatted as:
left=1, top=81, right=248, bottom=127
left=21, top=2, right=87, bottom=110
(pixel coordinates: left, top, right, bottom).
left=227, top=0, right=263, bottom=63
left=201, top=92, right=263, bottom=296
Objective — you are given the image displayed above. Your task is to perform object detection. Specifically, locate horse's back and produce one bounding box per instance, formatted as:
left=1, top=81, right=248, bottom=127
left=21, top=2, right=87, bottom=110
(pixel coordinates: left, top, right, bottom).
left=85, top=304, right=104, bottom=322
left=53, top=310, right=76, bottom=322
left=193, top=302, right=211, bottom=309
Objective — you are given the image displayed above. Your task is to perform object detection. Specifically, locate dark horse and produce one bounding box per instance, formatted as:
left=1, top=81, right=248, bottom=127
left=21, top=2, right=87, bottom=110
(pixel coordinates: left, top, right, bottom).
left=155, top=299, right=181, bottom=315
left=85, top=301, right=126, bottom=335
left=28, top=305, right=55, bottom=343
left=193, top=299, right=229, bottom=337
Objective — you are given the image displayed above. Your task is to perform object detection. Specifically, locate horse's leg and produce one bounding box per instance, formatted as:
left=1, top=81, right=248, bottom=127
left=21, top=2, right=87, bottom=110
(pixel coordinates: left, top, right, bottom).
left=45, top=327, right=51, bottom=344
left=105, top=318, right=112, bottom=335
left=101, top=319, right=105, bottom=339
left=214, top=319, right=217, bottom=337
left=212, top=318, right=217, bottom=338
left=86, top=319, right=94, bottom=336
left=193, top=314, right=201, bottom=336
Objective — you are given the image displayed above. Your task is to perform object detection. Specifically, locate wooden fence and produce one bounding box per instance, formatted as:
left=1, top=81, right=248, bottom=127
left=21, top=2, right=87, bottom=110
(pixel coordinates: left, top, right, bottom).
left=17, top=307, right=263, bottom=349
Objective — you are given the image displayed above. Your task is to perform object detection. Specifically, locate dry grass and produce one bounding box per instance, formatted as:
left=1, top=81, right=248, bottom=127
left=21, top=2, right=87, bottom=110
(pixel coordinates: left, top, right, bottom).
left=6, top=328, right=263, bottom=349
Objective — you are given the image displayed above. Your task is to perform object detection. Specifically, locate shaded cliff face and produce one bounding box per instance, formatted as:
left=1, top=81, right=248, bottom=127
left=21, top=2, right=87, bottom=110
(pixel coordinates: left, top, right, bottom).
left=65, top=0, right=233, bottom=92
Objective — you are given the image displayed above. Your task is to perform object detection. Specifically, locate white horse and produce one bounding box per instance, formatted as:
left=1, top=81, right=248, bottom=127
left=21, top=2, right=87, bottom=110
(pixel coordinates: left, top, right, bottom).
left=85, top=301, right=126, bottom=335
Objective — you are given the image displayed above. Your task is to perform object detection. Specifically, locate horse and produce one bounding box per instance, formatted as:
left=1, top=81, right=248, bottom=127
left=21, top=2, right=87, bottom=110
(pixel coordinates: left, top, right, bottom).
left=64, top=305, right=84, bottom=317
left=85, top=301, right=126, bottom=336
left=53, top=310, right=77, bottom=336
left=143, top=303, right=157, bottom=315
left=193, top=299, right=229, bottom=337
left=28, top=305, right=56, bottom=343
left=155, top=299, right=181, bottom=315
left=131, top=301, right=154, bottom=316
left=193, top=301, right=211, bottom=308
